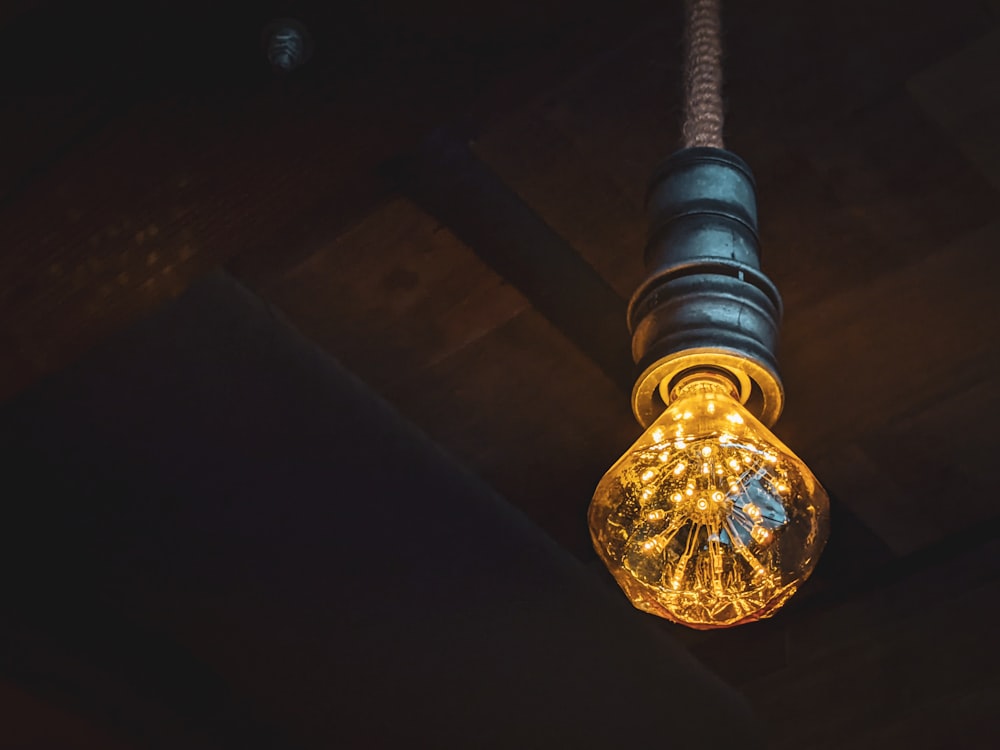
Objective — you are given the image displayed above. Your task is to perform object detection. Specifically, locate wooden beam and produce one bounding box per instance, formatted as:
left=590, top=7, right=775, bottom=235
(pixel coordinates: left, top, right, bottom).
left=388, top=131, right=635, bottom=394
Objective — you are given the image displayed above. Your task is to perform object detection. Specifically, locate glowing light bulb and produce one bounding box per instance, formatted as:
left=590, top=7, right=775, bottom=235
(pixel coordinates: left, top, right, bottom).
left=588, top=374, right=830, bottom=629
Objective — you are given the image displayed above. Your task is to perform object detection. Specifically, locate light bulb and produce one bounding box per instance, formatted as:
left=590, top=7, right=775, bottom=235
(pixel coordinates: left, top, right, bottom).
left=589, top=373, right=829, bottom=629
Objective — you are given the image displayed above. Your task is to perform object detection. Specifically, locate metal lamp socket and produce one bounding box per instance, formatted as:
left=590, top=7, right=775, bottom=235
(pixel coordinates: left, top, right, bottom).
left=628, top=147, right=785, bottom=427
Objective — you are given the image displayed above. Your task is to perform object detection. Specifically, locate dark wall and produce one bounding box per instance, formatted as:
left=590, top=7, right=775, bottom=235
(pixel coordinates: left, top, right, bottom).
left=0, top=274, right=759, bottom=748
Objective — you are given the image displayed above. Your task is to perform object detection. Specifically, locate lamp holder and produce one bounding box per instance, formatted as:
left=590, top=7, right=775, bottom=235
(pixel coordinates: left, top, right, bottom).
left=628, top=147, right=784, bottom=428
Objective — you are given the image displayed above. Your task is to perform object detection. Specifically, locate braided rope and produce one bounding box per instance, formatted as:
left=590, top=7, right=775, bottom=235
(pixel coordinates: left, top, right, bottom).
left=682, top=0, right=724, bottom=148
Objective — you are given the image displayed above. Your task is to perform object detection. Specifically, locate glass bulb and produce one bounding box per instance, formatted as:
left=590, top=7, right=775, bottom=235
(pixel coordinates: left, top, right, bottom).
left=589, top=373, right=830, bottom=629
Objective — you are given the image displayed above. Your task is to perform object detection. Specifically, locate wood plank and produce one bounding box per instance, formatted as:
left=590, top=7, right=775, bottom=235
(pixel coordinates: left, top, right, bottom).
left=908, top=26, right=1000, bottom=189
left=475, top=2, right=997, bottom=318
left=525, top=9, right=686, bottom=211
left=722, top=0, right=993, bottom=123
left=256, top=197, right=639, bottom=556
left=735, top=539, right=1000, bottom=749
left=0, top=98, right=390, bottom=400
left=249, top=198, right=530, bottom=392
left=777, top=220, right=1000, bottom=457
left=0, top=0, right=665, bottom=405
left=752, top=92, right=999, bottom=316
left=390, top=134, right=633, bottom=393
left=475, top=110, right=647, bottom=298
left=807, top=374, right=1000, bottom=557
left=670, top=524, right=1000, bottom=747
left=387, top=308, right=639, bottom=557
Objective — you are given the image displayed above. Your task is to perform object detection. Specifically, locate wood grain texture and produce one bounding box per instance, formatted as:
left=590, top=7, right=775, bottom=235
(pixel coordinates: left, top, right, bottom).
left=475, top=110, right=647, bottom=298
left=257, top=197, right=639, bottom=556
left=909, top=27, right=1000, bottom=189
left=2, top=2, right=1000, bottom=744
left=253, top=198, right=530, bottom=393
left=0, top=0, right=661, bottom=403
left=736, top=540, right=1000, bottom=749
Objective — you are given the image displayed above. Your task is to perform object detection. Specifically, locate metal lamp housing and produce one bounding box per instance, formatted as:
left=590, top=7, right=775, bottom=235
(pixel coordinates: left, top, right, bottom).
left=628, top=148, right=785, bottom=427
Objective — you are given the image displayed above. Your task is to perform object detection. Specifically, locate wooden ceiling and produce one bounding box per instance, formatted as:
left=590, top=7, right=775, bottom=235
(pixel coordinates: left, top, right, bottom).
left=3, top=0, right=1000, bottom=746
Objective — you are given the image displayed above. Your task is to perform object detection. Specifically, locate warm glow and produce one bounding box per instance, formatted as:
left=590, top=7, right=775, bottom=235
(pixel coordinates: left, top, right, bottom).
left=588, top=375, right=830, bottom=630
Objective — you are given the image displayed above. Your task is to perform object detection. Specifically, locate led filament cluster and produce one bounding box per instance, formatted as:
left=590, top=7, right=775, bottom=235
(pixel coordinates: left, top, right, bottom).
left=589, top=375, right=829, bottom=629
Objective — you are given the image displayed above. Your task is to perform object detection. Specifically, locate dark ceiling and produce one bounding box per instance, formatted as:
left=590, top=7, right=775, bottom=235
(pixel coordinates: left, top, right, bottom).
left=2, top=0, right=1000, bottom=747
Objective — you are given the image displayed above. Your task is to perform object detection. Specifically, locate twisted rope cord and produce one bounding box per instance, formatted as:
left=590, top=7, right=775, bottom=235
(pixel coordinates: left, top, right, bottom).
left=682, top=0, right=724, bottom=148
